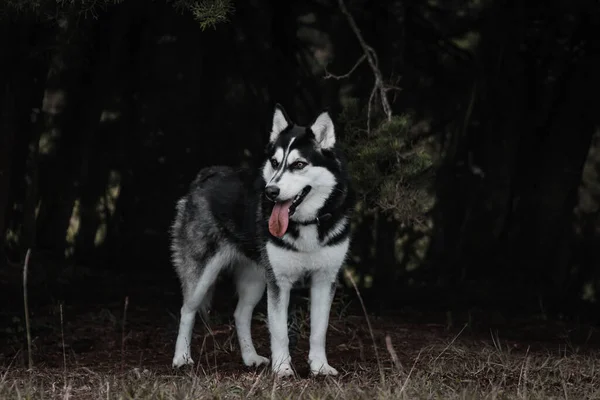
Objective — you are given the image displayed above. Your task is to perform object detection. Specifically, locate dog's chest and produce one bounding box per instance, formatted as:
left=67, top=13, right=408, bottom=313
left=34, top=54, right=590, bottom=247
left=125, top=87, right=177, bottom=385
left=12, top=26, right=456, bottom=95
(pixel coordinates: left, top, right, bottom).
left=266, top=224, right=350, bottom=283
left=288, top=224, right=322, bottom=252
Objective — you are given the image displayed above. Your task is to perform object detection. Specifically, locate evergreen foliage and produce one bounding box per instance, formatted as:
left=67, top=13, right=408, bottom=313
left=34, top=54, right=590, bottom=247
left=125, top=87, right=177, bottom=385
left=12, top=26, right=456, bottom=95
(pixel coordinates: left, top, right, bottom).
left=339, top=97, right=436, bottom=226
left=1, top=0, right=234, bottom=29
left=171, top=0, right=234, bottom=30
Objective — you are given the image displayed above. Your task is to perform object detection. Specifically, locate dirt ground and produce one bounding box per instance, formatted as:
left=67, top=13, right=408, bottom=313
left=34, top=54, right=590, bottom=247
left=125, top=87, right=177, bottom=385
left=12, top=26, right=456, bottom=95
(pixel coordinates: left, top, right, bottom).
left=2, top=266, right=600, bottom=399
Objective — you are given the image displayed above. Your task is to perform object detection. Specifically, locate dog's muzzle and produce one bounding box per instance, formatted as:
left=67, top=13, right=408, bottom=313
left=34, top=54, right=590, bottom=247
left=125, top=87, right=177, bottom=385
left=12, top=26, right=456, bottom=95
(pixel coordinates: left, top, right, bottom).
left=288, top=186, right=312, bottom=216
left=265, top=185, right=280, bottom=201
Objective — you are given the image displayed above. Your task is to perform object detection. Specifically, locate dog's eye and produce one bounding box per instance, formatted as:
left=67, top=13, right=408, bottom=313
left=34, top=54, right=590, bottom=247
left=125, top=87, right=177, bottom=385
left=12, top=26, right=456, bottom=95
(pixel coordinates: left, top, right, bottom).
left=290, top=161, right=308, bottom=170
left=270, top=158, right=279, bottom=168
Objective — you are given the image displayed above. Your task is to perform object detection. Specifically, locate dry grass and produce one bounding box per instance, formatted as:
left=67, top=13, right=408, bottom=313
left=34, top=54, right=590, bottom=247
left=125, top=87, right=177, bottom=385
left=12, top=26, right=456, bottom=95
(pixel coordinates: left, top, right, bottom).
left=2, top=334, right=600, bottom=400
left=3, top=266, right=600, bottom=399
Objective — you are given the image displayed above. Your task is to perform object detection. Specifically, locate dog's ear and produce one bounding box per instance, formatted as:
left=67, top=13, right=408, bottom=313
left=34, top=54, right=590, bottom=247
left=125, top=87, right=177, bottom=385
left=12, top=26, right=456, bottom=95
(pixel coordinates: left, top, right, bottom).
left=270, top=103, right=291, bottom=143
left=310, top=111, right=335, bottom=149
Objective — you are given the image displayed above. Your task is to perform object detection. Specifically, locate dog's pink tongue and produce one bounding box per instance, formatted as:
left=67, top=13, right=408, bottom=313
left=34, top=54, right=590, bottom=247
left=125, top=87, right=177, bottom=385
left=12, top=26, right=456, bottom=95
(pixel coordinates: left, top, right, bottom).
left=269, top=200, right=294, bottom=237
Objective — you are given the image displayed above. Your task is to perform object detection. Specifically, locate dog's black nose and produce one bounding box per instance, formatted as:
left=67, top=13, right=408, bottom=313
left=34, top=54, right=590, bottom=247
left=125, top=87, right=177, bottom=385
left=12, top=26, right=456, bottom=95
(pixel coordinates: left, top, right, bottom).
left=265, top=185, right=280, bottom=201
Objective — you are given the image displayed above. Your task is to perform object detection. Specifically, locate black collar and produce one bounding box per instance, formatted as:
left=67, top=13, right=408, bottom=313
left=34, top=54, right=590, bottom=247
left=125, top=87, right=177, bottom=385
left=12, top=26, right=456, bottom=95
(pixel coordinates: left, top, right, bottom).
left=294, top=213, right=332, bottom=226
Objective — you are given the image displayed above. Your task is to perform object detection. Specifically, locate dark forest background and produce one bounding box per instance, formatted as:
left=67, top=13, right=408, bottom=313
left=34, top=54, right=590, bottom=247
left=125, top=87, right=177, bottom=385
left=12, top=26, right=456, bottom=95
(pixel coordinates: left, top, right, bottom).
left=1, top=0, right=600, bottom=326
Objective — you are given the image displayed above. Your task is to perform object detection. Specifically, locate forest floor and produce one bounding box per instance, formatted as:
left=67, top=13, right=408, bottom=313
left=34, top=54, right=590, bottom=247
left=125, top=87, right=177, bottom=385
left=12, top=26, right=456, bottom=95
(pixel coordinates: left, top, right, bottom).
left=1, top=265, right=600, bottom=399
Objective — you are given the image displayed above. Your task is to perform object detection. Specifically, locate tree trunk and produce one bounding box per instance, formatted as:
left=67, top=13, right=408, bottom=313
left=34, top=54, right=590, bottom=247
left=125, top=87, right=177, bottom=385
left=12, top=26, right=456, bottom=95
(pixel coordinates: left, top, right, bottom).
left=0, top=86, right=15, bottom=255
left=4, top=17, right=54, bottom=260
left=74, top=3, right=135, bottom=264
left=32, top=11, right=95, bottom=260
left=372, top=212, right=398, bottom=309
left=507, top=15, right=600, bottom=306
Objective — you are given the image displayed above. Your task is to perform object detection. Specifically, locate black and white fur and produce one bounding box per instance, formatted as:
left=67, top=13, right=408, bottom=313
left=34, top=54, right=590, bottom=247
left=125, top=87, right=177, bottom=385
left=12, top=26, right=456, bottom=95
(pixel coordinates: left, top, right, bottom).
left=170, top=104, right=353, bottom=377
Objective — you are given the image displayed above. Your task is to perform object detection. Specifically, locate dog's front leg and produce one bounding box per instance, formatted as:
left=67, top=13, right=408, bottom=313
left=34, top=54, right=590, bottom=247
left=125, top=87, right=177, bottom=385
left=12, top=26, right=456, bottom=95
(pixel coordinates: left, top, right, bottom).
left=266, top=279, right=294, bottom=377
left=308, top=270, right=339, bottom=376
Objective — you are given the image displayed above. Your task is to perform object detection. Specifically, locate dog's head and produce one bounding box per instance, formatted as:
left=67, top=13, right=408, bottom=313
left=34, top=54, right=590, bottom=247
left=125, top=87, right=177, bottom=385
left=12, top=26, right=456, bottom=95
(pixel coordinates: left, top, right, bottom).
left=262, top=104, right=346, bottom=237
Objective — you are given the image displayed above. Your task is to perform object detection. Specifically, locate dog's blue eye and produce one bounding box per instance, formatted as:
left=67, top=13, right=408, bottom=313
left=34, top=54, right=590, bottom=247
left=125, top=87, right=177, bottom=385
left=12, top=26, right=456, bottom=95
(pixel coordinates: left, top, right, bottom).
left=291, top=161, right=307, bottom=170
left=270, top=158, right=279, bottom=168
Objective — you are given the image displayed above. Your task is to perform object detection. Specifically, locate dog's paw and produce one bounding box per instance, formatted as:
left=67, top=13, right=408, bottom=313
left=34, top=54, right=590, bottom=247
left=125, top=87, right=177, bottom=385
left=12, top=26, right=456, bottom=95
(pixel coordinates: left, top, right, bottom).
left=309, top=359, right=339, bottom=376
left=242, top=352, right=270, bottom=367
left=172, top=353, right=194, bottom=368
left=273, top=363, right=295, bottom=378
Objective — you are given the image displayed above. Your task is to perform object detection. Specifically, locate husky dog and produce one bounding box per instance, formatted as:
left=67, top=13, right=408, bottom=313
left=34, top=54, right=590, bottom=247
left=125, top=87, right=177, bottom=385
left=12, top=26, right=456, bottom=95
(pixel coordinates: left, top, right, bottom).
left=170, top=104, right=353, bottom=377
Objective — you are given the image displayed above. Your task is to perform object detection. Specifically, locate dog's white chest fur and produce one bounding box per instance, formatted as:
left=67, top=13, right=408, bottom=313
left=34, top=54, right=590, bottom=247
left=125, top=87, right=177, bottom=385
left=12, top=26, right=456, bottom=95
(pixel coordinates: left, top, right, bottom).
left=266, top=221, right=350, bottom=284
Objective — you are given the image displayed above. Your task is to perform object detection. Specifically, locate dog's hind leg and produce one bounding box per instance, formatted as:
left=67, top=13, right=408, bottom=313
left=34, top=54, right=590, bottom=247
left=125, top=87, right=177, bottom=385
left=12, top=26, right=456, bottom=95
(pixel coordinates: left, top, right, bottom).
left=172, top=251, right=229, bottom=368
left=197, top=283, right=215, bottom=325
left=233, top=263, right=269, bottom=367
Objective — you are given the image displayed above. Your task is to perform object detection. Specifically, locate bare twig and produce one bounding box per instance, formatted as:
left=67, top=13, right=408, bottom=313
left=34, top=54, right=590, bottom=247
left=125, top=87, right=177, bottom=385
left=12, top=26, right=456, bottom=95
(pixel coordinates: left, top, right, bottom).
left=562, top=380, right=569, bottom=399
left=337, top=0, right=393, bottom=123
left=121, top=296, right=129, bottom=374
left=367, top=84, right=377, bottom=134
left=324, top=54, right=367, bottom=80
left=517, top=346, right=530, bottom=398
left=383, top=84, right=403, bottom=93
left=60, top=303, right=67, bottom=377
left=270, top=374, right=277, bottom=399
left=399, top=348, right=423, bottom=395
left=344, top=269, right=385, bottom=384
left=430, top=323, right=468, bottom=367
left=22, top=248, right=33, bottom=370
left=245, top=367, right=268, bottom=399
left=385, top=334, right=402, bottom=370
